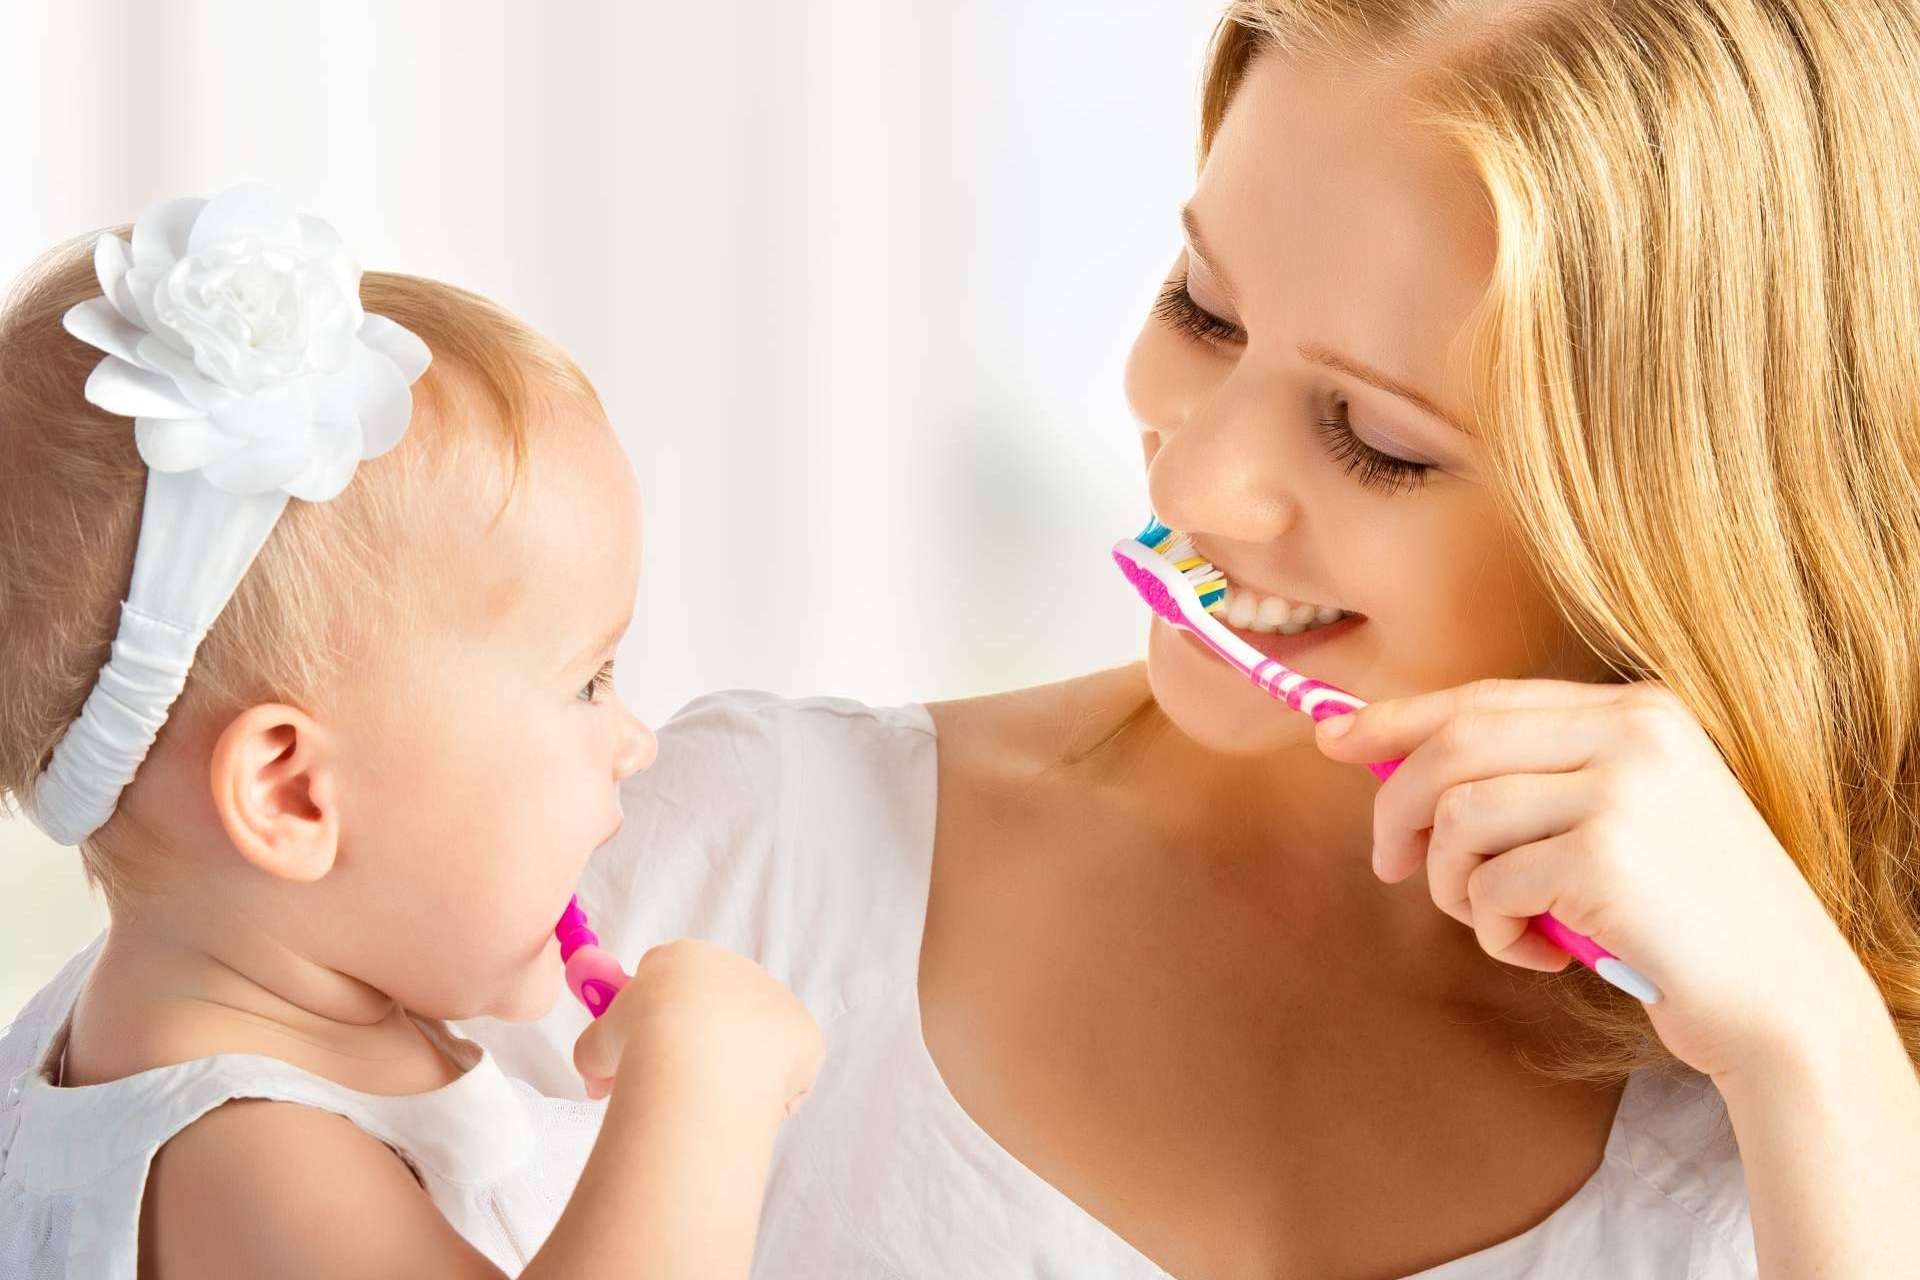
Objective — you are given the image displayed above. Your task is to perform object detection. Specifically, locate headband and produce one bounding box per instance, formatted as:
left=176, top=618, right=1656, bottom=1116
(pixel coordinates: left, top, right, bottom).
left=24, top=183, right=430, bottom=846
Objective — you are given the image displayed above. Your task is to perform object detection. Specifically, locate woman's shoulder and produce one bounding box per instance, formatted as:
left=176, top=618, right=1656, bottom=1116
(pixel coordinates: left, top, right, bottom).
left=925, top=662, right=1154, bottom=772
left=1409, top=1068, right=1751, bottom=1277
left=1601, top=1067, right=1754, bottom=1264
left=1495, top=1066, right=1753, bottom=1276
left=568, top=688, right=943, bottom=1022
left=622, top=686, right=938, bottom=840
left=666, top=686, right=936, bottom=745
left=653, top=663, right=1148, bottom=783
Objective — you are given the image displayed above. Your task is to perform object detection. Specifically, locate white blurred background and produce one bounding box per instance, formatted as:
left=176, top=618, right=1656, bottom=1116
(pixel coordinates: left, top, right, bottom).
left=1, top=1, right=1225, bottom=1018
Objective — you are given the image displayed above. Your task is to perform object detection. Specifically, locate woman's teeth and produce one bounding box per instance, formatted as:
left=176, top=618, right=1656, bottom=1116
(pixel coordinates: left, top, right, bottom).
left=1219, top=586, right=1349, bottom=635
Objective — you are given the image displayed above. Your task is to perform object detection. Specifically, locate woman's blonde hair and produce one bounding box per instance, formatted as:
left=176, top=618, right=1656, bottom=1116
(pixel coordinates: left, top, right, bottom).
left=0, top=233, right=600, bottom=897
left=1199, top=0, right=1920, bottom=1077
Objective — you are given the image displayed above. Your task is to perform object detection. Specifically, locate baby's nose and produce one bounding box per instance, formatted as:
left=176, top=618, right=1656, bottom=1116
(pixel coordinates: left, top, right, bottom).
left=615, top=713, right=658, bottom=779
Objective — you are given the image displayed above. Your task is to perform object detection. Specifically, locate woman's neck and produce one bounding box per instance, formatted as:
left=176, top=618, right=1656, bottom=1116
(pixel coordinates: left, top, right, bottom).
left=1053, top=663, right=1567, bottom=1020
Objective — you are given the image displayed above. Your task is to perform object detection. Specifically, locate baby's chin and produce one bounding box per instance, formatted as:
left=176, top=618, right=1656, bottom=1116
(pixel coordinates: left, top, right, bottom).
left=499, top=937, right=569, bottom=1022
left=450, top=937, right=567, bottom=1024
left=1145, top=621, right=1322, bottom=756
left=487, top=983, right=564, bottom=1024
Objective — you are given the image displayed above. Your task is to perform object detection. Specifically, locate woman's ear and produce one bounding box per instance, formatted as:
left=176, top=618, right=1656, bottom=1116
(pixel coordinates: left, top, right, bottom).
left=207, top=704, right=341, bottom=883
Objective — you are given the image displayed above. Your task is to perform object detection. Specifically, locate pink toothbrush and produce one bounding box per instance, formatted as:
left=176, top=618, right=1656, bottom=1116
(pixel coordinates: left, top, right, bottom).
left=555, top=895, right=629, bottom=1018
left=1113, top=519, right=1662, bottom=1004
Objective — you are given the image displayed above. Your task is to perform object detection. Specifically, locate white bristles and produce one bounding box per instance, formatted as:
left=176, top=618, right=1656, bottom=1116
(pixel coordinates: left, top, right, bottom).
left=1159, top=535, right=1227, bottom=597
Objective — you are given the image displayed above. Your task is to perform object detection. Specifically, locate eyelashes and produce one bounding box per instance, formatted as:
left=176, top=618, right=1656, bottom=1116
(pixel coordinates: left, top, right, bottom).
left=1151, top=274, right=1433, bottom=495
left=1153, top=274, right=1244, bottom=345
left=1311, top=407, right=1430, bottom=497
left=580, top=660, right=616, bottom=703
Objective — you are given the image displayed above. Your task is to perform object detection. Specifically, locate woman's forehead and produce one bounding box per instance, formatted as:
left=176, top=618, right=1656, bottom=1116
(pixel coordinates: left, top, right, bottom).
left=1191, top=52, right=1495, bottom=421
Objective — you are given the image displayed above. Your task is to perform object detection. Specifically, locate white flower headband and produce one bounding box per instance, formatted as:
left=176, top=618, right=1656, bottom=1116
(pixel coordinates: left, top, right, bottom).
left=25, top=183, right=430, bottom=846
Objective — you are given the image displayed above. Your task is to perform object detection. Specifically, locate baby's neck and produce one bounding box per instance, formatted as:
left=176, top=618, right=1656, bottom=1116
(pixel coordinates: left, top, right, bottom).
left=62, top=910, right=462, bottom=1096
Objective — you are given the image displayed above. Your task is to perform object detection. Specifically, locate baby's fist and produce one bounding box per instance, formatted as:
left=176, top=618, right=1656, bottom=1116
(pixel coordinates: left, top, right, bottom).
left=572, top=938, right=824, bottom=1117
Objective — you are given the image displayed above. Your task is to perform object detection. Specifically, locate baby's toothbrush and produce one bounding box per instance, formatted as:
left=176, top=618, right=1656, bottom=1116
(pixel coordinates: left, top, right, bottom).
left=1112, top=517, right=1662, bottom=1004
left=555, top=895, right=629, bottom=1018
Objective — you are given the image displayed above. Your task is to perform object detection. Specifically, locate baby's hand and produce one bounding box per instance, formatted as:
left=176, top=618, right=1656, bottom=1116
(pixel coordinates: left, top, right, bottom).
left=571, top=939, right=823, bottom=1116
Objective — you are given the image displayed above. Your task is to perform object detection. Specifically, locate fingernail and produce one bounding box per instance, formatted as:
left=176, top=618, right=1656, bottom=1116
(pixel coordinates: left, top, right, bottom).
left=1318, top=715, right=1354, bottom=739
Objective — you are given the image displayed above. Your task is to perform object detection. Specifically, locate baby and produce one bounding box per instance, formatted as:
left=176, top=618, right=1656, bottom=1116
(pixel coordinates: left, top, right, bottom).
left=0, top=185, right=823, bottom=1278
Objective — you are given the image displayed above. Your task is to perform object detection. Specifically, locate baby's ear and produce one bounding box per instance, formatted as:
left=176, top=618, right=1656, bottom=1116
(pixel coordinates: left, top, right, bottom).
left=208, top=704, right=341, bottom=883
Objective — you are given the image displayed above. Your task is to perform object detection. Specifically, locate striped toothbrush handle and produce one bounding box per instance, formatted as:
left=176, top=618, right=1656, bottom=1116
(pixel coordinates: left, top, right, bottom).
left=1254, top=661, right=1663, bottom=1004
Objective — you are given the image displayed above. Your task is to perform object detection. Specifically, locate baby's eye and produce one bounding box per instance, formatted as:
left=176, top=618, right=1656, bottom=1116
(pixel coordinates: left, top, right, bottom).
left=579, top=660, right=616, bottom=703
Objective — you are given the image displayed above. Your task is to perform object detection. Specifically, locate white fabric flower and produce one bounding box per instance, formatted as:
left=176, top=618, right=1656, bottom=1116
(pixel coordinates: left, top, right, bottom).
left=62, top=182, right=430, bottom=501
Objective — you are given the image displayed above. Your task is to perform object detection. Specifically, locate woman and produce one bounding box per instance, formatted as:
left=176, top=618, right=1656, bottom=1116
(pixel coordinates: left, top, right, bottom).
left=471, top=1, right=1920, bottom=1274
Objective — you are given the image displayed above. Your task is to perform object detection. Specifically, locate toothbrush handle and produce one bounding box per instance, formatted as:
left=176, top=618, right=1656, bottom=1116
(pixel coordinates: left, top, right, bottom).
left=1301, top=698, right=1663, bottom=1004
left=565, top=945, right=629, bottom=1019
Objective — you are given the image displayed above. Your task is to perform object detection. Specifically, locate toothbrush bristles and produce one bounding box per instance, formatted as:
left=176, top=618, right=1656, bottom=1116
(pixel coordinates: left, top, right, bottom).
left=1144, top=528, right=1229, bottom=614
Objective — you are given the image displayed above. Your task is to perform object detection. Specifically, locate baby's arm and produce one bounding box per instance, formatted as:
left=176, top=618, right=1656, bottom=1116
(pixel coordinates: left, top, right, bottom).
left=541, top=937, right=826, bottom=1277
left=140, top=1098, right=505, bottom=1278
left=139, top=940, right=824, bottom=1280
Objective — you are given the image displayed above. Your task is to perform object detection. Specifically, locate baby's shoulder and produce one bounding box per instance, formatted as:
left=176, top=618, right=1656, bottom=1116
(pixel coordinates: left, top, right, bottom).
left=148, top=1094, right=408, bottom=1197
left=140, top=1098, right=489, bottom=1279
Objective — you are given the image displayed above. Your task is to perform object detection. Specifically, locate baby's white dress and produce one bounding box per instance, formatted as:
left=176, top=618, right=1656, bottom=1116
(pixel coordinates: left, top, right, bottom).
left=460, top=690, right=1760, bottom=1279
left=0, top=936, right=601, bottom=1278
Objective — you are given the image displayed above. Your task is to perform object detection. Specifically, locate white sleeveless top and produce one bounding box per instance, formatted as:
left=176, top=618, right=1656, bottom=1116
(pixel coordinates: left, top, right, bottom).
left=0, top=935, right=602, bottom=1278
left=455, top=690, right=1759, bottom=1279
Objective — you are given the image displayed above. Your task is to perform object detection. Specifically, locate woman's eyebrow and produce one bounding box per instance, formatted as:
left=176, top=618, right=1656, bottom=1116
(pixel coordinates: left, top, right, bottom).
left=1180, top=204, right=1242, bottom=307
left=1180, top=203, right=1473, bottom=436
left=1298, top=342, right=1474, bottom=436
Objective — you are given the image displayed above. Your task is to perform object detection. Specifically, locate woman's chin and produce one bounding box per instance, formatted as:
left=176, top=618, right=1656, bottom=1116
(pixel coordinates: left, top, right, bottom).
left=1145, top=620, right=1320, bottom=756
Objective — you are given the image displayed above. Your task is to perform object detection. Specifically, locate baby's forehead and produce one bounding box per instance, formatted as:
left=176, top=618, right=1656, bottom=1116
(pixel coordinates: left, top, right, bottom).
left=411, top=406, right=640, bottom=654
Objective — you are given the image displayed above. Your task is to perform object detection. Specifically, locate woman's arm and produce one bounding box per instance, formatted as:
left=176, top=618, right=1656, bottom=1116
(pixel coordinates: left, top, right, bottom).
left=1712, top=956, right=1920, bottom=1275
left=1313, top=677, right=1920, bottom=1273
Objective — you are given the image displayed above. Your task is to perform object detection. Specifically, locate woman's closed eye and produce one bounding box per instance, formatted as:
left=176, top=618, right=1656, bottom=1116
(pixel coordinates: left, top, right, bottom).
left=1153, top=272, right=1245, bottom=346
left=1152, top=273, right=1434, bottom=495
left=579, top=660, right=616, bottom=703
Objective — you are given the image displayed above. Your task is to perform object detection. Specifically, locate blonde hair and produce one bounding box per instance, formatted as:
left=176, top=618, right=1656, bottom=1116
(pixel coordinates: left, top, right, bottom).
left=1199, top=0, right=1920, bottom=1077
left=0, top=232, right=600, bottom=897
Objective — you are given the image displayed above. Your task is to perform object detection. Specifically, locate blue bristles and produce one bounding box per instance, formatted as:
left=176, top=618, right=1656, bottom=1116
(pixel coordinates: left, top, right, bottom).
left=1127, top=515, right=1228, bottom=612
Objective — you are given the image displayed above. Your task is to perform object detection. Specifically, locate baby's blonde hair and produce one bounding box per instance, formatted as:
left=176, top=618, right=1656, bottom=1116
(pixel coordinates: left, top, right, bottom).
left=1200, top=0, right=1920, bottom=1077
left=0, top=231, right=600, bottom=897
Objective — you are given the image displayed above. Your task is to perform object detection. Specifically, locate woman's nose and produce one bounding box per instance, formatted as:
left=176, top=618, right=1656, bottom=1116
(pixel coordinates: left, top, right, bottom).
left=1144, top=365, right=1303, bottom=544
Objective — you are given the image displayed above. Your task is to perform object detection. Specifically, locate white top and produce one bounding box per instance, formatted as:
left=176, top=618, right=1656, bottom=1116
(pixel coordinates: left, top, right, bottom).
left=0, top=935, right=601, bottom=1278
left=456, top=689, right=1759, bottom=1279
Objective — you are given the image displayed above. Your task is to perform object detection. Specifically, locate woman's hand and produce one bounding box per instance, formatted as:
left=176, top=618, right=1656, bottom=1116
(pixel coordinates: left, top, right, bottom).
left=1311, top=676, right=1882, bottom=1082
